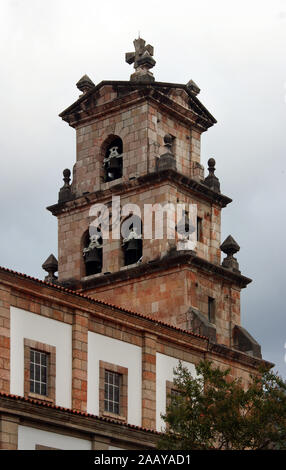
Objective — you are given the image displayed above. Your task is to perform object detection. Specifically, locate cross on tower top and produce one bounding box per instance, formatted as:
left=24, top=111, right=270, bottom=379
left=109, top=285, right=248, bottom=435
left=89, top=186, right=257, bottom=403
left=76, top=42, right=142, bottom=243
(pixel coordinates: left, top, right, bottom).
left=125, top=37, right=156, bottom=82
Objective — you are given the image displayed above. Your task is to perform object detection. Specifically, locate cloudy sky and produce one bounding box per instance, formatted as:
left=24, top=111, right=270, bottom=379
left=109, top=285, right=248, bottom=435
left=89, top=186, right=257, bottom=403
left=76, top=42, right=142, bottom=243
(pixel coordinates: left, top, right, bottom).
left=0, top=0, right=285, bottom=377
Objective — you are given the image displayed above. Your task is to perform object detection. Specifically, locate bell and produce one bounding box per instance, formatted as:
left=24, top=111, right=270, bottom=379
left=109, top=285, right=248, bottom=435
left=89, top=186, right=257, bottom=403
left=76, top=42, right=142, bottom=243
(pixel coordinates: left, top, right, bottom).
left=108, top=157, right=121, bottom=171
left=85, top=248, right=102, bottom=264
left=125, top=238, right=141, bottom=252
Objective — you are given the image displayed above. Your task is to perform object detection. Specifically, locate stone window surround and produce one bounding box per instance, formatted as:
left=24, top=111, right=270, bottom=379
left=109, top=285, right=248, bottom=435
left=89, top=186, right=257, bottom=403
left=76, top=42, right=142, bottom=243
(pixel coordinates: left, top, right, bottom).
left=99, top=360, right=128, bottom=423
left=24, top=339, right=56, bottom=404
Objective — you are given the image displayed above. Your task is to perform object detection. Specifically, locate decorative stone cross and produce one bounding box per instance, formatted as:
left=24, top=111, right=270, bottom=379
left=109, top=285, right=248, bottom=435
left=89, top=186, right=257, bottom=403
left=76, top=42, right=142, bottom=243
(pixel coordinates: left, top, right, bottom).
left=125, top=37, right=156, bottom=82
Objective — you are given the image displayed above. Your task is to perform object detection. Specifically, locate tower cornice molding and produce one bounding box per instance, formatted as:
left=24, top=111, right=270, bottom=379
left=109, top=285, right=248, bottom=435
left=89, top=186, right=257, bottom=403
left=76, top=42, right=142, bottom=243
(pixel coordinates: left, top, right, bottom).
left=47, top=168, right=232, bottom=216
left=59, top=80, right=216, bottom=131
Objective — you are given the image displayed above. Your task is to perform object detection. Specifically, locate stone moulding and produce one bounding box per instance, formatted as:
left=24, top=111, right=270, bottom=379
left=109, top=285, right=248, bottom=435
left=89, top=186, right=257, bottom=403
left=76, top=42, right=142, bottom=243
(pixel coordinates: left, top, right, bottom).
left=47, top=168, right=232, bottom=216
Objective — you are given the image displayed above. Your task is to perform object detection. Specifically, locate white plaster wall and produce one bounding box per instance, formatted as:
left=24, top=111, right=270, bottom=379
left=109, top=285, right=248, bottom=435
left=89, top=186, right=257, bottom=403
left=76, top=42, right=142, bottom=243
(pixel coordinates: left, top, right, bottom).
left=87, top=332, right=142, bottom=426
left=18, top=425, right=91, bottom=450
left=10, top=306, right=72, bottom=408
left=156, top=353, right=197, bottom=432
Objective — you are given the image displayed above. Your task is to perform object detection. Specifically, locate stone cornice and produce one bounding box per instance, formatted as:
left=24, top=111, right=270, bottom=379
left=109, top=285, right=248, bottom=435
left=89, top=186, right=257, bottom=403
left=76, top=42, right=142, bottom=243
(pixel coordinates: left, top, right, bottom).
left=0, top=394, right=159, bottom=447
left=73, top=250, right=252, bottom=292
left=207, top=342, right=274, bottom=371
left=59, top=80, right=216, bottom=131
left=47, top=168, right=232, bottom=216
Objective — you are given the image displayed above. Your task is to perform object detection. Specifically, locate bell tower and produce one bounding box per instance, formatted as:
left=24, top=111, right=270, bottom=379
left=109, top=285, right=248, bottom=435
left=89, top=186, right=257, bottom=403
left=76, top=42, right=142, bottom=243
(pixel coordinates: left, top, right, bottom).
left=47, top=38, right=261, bottom=356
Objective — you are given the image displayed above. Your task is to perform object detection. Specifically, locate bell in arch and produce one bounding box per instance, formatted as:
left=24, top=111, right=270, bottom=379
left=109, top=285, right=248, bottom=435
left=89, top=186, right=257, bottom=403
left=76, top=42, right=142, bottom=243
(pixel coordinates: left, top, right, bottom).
left=103, top=138, right=123, bottom=182
left=83, top=231, right=103, bottom=276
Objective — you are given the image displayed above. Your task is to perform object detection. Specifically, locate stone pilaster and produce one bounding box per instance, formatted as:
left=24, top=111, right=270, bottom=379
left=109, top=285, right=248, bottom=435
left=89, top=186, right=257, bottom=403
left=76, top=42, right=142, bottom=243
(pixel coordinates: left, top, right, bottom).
left=0, top=285, right=11, bottom=394
left=0, top=415, right=19, bottom=450
left=72, top=310, right=88, bottom=411
left=141, top=332, right=157, bottom=430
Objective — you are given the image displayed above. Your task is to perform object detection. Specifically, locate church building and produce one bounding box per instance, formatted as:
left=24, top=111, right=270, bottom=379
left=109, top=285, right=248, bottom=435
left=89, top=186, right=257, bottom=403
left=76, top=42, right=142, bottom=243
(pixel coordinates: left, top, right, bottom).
left=0, top=38, right=271, bottom=450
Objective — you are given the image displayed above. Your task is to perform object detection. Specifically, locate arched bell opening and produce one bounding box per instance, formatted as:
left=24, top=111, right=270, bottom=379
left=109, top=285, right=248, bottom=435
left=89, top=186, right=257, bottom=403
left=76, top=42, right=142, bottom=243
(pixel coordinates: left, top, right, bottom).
left=82, top=228, right=103, bottom=276
left=121, top=215, right=143, bottom=266
left=102, top=136, right=123, bottom=183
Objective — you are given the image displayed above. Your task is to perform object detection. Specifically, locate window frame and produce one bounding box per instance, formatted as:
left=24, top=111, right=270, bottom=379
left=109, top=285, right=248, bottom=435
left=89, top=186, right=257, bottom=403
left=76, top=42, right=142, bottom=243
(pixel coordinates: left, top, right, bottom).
left=208, top=296, right=216, bottom=324
left=99, top=360, right=128, bottom=422
left=24, top=339, right=56, bottom=403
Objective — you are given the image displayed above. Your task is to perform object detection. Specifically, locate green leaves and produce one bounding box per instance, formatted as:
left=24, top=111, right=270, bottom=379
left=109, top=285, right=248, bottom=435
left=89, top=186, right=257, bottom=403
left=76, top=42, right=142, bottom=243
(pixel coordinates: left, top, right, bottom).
left=158, top=360, right=286, bottom=450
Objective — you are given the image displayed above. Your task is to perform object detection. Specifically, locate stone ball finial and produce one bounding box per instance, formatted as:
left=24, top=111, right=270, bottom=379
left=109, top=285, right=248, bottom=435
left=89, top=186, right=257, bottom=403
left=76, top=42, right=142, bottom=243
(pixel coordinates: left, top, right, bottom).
left=163, top=134, right=173, bottom=147
left=157, top=134, right=176, bottom=172
left=63, top=168, right=71, bottom=183
left=58, top=168, right=73, bottom=203
left=208, top=158, right=216, bottom=169
left=203, top=157, right=220, bottom=193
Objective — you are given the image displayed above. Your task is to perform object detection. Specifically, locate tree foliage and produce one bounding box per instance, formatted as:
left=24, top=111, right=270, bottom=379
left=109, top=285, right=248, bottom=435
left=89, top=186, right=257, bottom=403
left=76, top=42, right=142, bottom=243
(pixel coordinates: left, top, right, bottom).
left=158, top=360, right=286, bottom=450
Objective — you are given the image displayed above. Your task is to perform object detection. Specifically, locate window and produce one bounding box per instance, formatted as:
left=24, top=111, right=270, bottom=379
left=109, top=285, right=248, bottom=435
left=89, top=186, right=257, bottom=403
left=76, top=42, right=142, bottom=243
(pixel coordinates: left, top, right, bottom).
left=104, top=370, right=121, bottom=415
left=197, top=217, right=202, bottom=242
left=166, top=380, right=181, bottom=407
left=208, top=297, right=215, bottom=323
left=30, top=349, right=48, bottom=396
left=24, top=339, right=56, bottom=403
left=99, top=361, right=128, bottom=422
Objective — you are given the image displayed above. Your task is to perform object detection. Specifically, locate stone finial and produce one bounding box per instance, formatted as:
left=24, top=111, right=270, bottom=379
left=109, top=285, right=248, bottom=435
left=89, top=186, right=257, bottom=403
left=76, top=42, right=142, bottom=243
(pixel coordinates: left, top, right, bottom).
left=157, top=134, right=177, bottom=171
left=58, top=169, right=73, bottom=203
left=203, top=158, right=221, bottom=193
left=76, top=74, right=95, bottom=93
left=220, top=235, right=241, bottom=273
left=42, top=254, right=58, bottom=283
left=186, top=79, right=200, bottom=96
left=125, top=37, right=156, bottom=82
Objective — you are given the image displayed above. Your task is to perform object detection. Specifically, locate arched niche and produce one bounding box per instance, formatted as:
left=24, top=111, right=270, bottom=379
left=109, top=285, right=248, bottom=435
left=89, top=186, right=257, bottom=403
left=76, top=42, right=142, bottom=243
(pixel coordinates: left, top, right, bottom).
left=121, top=215, right=143, bottom=266
left=82, top=228, right=103, bottom=276
left=102, top=135, right=123, bottom=182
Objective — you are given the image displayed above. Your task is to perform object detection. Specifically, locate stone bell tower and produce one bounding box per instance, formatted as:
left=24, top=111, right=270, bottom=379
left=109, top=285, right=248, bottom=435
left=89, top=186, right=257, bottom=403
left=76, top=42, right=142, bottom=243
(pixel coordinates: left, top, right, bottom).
left=47, top=38, right=262, bottom=357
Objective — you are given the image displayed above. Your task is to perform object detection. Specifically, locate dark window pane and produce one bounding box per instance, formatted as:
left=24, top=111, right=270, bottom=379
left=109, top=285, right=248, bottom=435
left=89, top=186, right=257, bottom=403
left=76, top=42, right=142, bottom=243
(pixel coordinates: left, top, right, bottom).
left=41, top=383, right=47, bottom=396
left=30, top=363, right=34, bottom=380
left=35, top=365, right=40, bottom=381
left=35, top=381, right=41, bottom=394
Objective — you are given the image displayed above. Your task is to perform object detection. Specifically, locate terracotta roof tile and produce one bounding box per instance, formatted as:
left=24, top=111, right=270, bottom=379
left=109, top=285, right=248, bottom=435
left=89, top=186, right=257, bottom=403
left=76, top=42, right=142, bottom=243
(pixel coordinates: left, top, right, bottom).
left=0, top=265, right=208, bottom=341
left=0, top=391, right=160, bottom=434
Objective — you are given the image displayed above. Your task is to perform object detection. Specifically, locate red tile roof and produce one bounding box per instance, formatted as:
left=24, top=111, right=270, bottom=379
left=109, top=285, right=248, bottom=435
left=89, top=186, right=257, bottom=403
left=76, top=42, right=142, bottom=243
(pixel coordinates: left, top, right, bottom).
left=0, top=265, right=208, bottom=341
left=0, top=391, right=160, bottom=434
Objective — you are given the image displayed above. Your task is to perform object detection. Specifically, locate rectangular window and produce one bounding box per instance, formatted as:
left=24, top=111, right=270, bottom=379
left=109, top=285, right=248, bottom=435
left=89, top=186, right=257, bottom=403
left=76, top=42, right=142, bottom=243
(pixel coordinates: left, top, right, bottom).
left=197, top=217, right=202, bottom=242
left=30, top=349, right=48, bottom=396
left=208, top=297, right=215, bottom=323
left=104, top=370, right=121, bottom=415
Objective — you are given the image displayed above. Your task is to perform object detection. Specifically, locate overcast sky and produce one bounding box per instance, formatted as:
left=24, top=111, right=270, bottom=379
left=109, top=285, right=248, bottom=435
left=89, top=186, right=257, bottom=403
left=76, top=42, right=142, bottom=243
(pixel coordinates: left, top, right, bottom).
left=0, top=0, right=285, bottom=377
